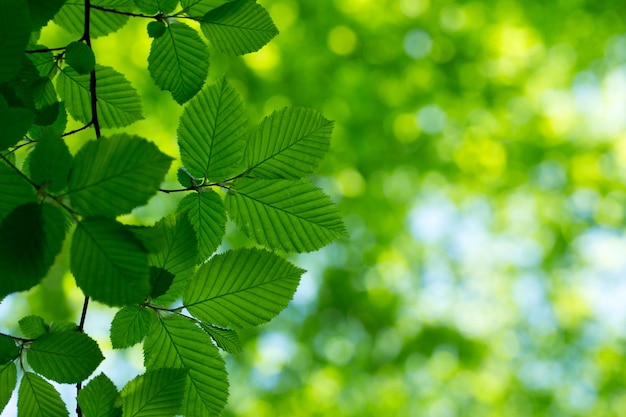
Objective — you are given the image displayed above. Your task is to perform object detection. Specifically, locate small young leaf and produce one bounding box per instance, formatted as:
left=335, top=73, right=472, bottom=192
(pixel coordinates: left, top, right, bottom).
left=246, top=107, right=334, bottom=179
left=149, top=267, right=175, bottom=299
left=177, top=76, right=247, bottom=181
left=29, top=129, right=73, bottom=192
left=144, top=315, right=229, bottom=417
left=200, top=324, right=241, bottom=354
left=200, top=0, right=278, bottom=55
left=17, top=372, right=69, bottom=417
left=148, top=213, right=198, bottom=306
left=0, top=362, right=17, bottom=414
left=65, top=41, right=95, bottom=74
left=177, top=190, right=226, bottom=262
left=0, top=165, right=36, bottom=222
left=181, top=0, right=229, bottom=16
left=184, top=248, right=303, bottom=328
left=0, top=95, right=35, bottom=150
left=18, top=315, right=48, bottom=339
left=77, top=373, right=121, bottom=417
left=120, top=368, right=187, bottom=417
left=226, top=179, right=347, bottom=252
left=148, top=22, right=209, bottom=104
left=65, top=134, right=172, bottom=217
left=0, top=0, right=31, bottom=82
left=27, top=331, right=104, bottom=383
left=57, top=65, right=144, bottom=129
left=147, top=20, right=166, bottom=38
left=176, top=166, right=201, bottom=188
left=0, top=335, right=18, bottom=364
left=0, top=203, right=67, bottom=299
left=71, top=217, right=151, bottom=306
left=110, top=306, right=154, bottom=349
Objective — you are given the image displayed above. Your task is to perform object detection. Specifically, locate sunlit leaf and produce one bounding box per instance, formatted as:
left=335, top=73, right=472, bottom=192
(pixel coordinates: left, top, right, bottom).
left=71, top=217, right=151, bottom=306
left=148, top=22, right=209, bottom=104
left=77, top=373, right=120, bottom=417
left=18, top=315, right=48, bottom=339
left=54, top=0, right=133, bottom=38
left=134, top=0, right=178, bottom=14
left=184, top=248, right=303, bottom=328
left=65, top=134, right=172, bottom=217
left=178, top=190, right=226, bottom=262
left=181, top=0, right=229, bottom=16
left=27, top=331, right=104, bottom=384
left=57, top=65, right=143, bottom=129
left=246, top=107, right=334, bottom=178
left=200, top=0, right=278, bottom=55
left=110, top=306, right=154, bottom=349
left=200, top=324, right=241, bottom=354
left=121, top=368, right=187, bottom=417
left=226, top=179, right=347, bottom=252
left=17, top=372, right=68, bottom=417
left=144, top=315, right=229, bottom=417
left=177, top=76, right=247, bottom=181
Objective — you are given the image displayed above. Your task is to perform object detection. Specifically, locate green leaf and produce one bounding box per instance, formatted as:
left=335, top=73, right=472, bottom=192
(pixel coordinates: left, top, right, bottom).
left=247, top=107, right=334, bottom=178
left=178, top=190, right=226, bottom=262
left=57, top=65, right=144, bottom=129
left=29, top=129, right=72, bottom=192
left=121, top=368, right=187, bottom=417
left=181, top=0, right=229, bottom=16
left=147, top=21, right=166, bottom=38
left=200, top=324, right=241, bottom=354
left=148, top=213, right=198, bottom=306
left=0, top=95, right=35, bottom=150
left=30, top=101, right=68, bottom=139
left=184, top=248, right=303, bottom=328
left=0, top=362, right=17, bottom=414
left=0, top=164, right=36, bottom=221
left=134, top=0, right=178, bottom=14
left=71, top=217, right=151, bottom=306
left=48, top=321, right=78, bottom=333
left=77, top=373, right=121, bottom=417
left=17, top=372, right=69, bottom=417
left=0, top=334, right=18, bottom=364
left=176, top=166, right=201, bottom=188
left=226, top=179, right=347, bottom=252
left=0, top=0, right=31, bottom=82
left=200, top=0, right=278, bottom=55
left=65, top=134, right=172, bottom=217
left=128, top=225, right=168, bottom=254
left=144, top=315, right=229, bottom=417
left=148, top=22, right=210, bottom=104
left=27, top=331, right=104, bottom=384
left=54, top=0, right=132, bottom=38
left=0, top=203, right=67, bottom=299
left=26, top=47, right=55, bottom=77
left=26, top=0, right=66, bottom=31
left=65, top=41, right=95, bottom=74
left=177, top=76, right=247, bottom=181
left=110, top=306, right=153, bottom=349
left=19, top=315, right=48, bottom=339
left=149, top=267, right=175, bottom=299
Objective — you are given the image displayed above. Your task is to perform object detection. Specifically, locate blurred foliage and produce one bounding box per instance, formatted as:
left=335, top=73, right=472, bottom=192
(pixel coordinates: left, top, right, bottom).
left=3, top=0, right=626, bottom=416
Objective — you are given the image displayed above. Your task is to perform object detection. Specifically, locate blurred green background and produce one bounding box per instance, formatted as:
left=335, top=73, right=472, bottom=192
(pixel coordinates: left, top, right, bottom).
left=4, top=0, right=626, bottom=415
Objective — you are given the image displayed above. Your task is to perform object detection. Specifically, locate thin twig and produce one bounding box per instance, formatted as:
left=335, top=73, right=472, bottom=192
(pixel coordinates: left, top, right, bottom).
left=91, top=4, right=157, bottom=18
left=0, top=153, right=39, bottom=190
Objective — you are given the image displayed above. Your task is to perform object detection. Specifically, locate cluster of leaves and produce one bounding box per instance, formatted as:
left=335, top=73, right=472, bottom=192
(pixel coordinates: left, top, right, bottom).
left=0, top=0, right=345, bottom=416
